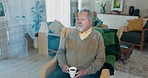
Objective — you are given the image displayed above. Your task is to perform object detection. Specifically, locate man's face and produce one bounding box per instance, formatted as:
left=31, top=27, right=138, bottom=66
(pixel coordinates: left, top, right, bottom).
left=76, top=12, right=92, bottom=32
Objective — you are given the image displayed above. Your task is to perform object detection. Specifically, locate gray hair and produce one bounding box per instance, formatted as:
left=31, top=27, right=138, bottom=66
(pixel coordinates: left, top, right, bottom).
left=79, top=9, right=92, bottom=20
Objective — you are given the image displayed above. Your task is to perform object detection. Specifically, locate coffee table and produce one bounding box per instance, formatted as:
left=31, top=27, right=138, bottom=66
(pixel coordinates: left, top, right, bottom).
left=120, top=43, right=135, bottom=64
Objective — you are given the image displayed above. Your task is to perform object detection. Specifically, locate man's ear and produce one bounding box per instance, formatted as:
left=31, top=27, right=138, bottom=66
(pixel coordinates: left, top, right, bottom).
left=89, top=20, right=93, bottom=25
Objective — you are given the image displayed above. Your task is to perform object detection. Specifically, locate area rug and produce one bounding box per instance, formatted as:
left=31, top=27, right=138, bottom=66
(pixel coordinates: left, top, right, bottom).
left=115, top=52, right=148, bottom=78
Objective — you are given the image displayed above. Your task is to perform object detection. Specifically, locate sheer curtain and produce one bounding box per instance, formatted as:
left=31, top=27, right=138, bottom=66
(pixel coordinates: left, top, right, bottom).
left=5, top=0, right=34, bottom=58
left=45, top=0, right=70, bottom=27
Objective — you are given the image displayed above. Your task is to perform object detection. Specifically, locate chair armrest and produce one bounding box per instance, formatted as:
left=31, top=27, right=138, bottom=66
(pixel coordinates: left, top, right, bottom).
left=103, top=55, right=115, bottom=75
left=100, top=24, right=108, bottom=29
left=40, top=54, right=58, bottom=78
left=105, top=55, right=115, bottom=68
left=140, top=28, right=148, bottom=50
left=142, top=28, right=148, bottom=39
left=48, top=33, right=60, bottom=37
left=141, top=28, right=148, bottom=40
left=122, top=26, right=128, bottom=32
left=38, top=32, right=48, bottom=56
left=38, top=22, right=49, bottom=56
left=39, top=22, right=49, bottom=33
left=143, top=28, right=148, bottom=31
left=100, top=69, right=110, bottom=78
left=49, top=49, right=57, bottom=53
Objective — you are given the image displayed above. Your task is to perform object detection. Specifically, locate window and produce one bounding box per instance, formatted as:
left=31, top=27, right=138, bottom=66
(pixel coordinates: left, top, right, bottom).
left=70, top=0, right=78, bottom=26
left=0, top=2, right=5, bottom=16
left=0, top=0, right=9, bottom=21
left=70, top=0, right=92, bottom=26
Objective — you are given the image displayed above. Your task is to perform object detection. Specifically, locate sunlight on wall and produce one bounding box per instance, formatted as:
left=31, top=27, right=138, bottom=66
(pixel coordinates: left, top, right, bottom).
left=45, top=0, right=70, bottom=27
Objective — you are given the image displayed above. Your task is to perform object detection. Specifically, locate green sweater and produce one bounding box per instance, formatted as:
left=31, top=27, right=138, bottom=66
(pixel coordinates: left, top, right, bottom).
left=57, top=29, right=106, bottom=74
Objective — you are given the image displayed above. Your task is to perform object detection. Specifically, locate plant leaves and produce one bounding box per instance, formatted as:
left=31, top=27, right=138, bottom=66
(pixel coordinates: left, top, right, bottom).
left=39, top=6, right=44, bottom=8
left=32, top=24, right=35, bottom=28
left=31, top=0, right=45, bottom=32
left=31, top=7, right=35, bottom=9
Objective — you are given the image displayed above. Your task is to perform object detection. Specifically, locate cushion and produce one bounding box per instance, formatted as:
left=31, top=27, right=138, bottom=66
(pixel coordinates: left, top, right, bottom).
left=48, top=35, right=60, bottom=51
left=48, top=19, right=64, bottom=35
left=121, top=31, right=143, bottom=44
left=92, top=17, right=103, bottom=27
left=127, top=18, right=143, bottom=31
left=47, top=22, right=53, bottom=33
left=143, top=20, right=148, bottom=29
left=47, top=22, right=52, bottom=26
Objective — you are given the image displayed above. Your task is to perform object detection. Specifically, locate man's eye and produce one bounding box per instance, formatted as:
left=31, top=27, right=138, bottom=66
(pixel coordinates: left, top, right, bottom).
left=77, top=18, right=87, bottom=21
left=81, top=19, right=85, bottom=21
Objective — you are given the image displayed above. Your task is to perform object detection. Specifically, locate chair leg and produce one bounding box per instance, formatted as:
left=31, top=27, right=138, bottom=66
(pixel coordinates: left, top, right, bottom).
left=140, top=45, right=143, bottom=51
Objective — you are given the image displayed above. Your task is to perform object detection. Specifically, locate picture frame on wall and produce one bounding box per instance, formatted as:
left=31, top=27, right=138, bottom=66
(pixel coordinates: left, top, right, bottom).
left=111, top=0, right=124, bottom=12
left=0, top=0, right=10, bottom=21
left=0, top=2, right=5, bottom=17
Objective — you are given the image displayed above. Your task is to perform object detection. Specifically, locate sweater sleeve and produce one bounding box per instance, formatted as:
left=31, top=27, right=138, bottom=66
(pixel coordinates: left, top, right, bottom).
left=86, top=33, right=106, bottom=74
left=57, top=36, right=67, bottom=68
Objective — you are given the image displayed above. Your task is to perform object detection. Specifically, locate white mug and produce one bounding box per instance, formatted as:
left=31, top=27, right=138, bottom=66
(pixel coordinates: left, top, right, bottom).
left=68, top=66, right=77, bottom=78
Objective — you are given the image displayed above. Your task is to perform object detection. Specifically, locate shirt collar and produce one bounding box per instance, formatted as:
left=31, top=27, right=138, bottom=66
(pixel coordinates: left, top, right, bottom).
left=80, top=26, right=92, bottom=34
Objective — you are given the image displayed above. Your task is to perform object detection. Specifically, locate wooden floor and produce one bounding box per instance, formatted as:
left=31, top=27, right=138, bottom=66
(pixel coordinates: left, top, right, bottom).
left=0, top=49, right=53, bottom=78
left=0, top=47, right=147, bottom=78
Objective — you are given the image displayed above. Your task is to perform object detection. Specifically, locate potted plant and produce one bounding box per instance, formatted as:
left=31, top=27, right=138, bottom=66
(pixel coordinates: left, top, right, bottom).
left=96, top=0, right=109, bottom=14
left=31, top=0, right=44, bottom=48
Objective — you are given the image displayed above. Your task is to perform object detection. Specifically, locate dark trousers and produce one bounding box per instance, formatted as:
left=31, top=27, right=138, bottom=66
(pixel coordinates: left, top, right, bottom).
left=48, top=66, right=102, bottom=78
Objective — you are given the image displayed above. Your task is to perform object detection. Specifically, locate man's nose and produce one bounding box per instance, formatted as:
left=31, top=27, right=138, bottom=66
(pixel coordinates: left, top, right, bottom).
left=77, top=20, right=82, bottom=24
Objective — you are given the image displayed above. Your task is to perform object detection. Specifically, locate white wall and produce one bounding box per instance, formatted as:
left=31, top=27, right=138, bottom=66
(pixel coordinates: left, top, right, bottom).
left=45, top=0, right=70, bottom=27
left=123, top=0, right=148, bottom=17
left=94, top=0, right=148, bottom=17
left=78, top=0, right=95, bottom=11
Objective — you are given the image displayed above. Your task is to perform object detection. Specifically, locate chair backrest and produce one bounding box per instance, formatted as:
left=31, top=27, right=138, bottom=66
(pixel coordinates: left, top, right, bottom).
left=59, top=27, right=74, bottom=49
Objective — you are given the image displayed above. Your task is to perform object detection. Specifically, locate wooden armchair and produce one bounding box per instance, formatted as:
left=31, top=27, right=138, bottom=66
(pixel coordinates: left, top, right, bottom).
left=40, top=27, right=74, bottom=78
left=121, top=28, right=148, bottom=51
left=40, top=27, right=120, bottom=78
left=117, top=19, right=148, bottom=51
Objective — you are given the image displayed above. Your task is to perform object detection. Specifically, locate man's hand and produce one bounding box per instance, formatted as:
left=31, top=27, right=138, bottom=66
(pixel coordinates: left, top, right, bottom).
left=100, top=69, right=110, bottom=78
left=74, top=70, right=88, bottom=78
left=62, top=64, right=69, bottom=73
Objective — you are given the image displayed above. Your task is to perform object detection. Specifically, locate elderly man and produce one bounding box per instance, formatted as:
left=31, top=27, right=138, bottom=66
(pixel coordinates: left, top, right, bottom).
left=48, top=9, right=108, bottom=78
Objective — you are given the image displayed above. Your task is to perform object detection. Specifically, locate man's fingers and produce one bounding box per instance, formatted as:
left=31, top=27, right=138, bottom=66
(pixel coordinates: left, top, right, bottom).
left=65, top=66, right=69, bottom=72
left=65, top=65, right=69, bottom=69
left=75, top=74, right=81, bottom=78
left=62, top=65, right=69, bottom=73
left=76, top=72, right=78, bottom=75
left=63, top=68, right=68, bottom=73
left=74, top=71, right=81, bottom=78
left=63, top=65, right=69, bottom=73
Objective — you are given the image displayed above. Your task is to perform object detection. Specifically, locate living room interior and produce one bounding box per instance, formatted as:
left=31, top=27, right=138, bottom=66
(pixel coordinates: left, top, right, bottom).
left=0, top=0, right=148, bottom=78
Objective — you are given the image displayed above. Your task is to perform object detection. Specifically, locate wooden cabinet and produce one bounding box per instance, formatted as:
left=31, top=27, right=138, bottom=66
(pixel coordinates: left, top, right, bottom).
left=97, top=14, right=138, bottom=29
